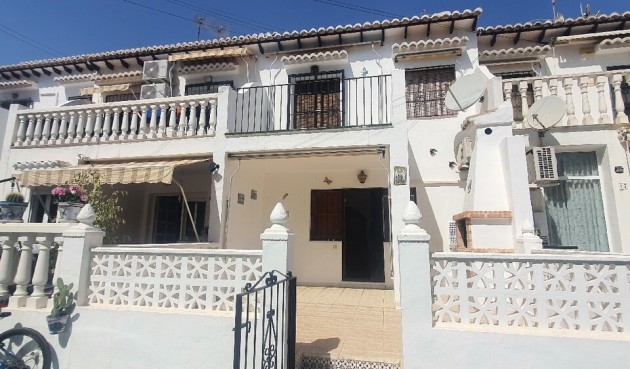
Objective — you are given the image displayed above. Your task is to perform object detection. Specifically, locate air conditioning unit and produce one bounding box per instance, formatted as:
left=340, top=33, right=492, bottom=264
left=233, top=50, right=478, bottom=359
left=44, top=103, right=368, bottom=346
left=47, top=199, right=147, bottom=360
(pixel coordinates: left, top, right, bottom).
left=142, top=60, right=170, bottom=81
left=532, top=147, right=558, bottom=182
left=141, top=83, right=170, bottom=100
left=456, top=137, right=473, bottom=170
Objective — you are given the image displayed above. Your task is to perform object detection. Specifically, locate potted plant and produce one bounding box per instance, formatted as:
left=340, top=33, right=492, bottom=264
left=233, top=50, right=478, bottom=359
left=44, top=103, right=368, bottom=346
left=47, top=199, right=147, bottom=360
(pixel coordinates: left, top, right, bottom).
left=52, top=184, right=88, bottom=223
left=0, top=192, right=28, bottom=223
left=46, top=278, right=75, bottom=335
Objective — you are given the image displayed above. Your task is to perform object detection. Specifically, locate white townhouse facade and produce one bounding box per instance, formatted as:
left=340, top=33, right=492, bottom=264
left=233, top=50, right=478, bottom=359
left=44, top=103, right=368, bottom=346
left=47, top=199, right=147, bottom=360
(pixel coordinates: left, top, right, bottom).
left=0, top=8, right=628, bottom=296
left=0, top=8, right=629, bottom=369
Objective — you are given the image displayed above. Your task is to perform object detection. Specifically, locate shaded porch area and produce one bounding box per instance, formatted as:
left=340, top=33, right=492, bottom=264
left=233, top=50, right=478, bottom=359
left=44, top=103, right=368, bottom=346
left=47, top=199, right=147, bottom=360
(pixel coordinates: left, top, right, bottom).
left=296, top=287, right=401, bottom=366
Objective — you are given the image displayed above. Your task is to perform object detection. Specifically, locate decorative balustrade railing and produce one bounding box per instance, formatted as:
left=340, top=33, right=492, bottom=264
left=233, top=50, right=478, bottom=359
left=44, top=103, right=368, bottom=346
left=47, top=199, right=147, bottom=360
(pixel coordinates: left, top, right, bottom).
left=431, top=252, right=630, bottom=335
left=231, top=74, right=391, bottom=133
left=503, top=69, right=630, bottom=127
left=0, top=224, right=69, bottom=308
left=12, top=93, right=218, bottom=147
left=88, top=246, right=263, bottom=311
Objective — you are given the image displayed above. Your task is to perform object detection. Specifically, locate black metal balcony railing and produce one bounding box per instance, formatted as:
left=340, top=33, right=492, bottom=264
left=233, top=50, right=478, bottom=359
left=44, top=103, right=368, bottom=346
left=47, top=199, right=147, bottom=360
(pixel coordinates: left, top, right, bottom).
left=230, top=75, right=392, bottom=134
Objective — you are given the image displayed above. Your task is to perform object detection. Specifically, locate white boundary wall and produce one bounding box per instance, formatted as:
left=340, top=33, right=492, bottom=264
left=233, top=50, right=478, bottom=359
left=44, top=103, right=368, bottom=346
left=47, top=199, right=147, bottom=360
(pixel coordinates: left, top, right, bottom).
left=399, top=201, right=630, bottom=369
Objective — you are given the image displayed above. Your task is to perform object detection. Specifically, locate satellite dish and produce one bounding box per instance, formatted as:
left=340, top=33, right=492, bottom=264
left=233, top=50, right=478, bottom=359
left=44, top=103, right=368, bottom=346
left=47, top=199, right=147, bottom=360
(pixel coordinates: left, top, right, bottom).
left=444, top=72, right=487, bottom=111
left=524, top=96, right=566, bottom=130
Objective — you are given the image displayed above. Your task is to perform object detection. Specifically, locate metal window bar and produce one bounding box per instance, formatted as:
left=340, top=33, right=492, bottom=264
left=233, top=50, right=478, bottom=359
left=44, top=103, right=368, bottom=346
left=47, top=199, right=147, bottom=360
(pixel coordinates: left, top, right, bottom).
left=234, top=271, right=296, bottom=369
left=405, top=65, right=456, bottom=118
left=232, top=74, right=391, bottom=133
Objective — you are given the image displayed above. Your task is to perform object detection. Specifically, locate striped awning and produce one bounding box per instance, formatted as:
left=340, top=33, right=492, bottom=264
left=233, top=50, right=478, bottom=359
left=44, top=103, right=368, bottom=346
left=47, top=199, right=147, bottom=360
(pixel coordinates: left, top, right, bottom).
left=168, top=48, right=252, bottom=62
left=14, top=158, right=209, bottom=187
left=79, top=83, right=130, bottom=96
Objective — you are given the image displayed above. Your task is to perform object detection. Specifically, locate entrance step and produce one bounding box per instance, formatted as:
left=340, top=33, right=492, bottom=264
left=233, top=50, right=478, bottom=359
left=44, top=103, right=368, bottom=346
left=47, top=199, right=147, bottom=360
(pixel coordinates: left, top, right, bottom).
left=299, top=354, right=400, bottom=369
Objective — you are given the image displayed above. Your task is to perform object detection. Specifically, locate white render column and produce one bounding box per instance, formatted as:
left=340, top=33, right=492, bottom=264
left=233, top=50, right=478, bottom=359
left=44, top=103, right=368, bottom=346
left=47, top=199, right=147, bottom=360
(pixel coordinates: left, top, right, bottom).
left=399, top=201, right=432, bottom=369
left=0, top=237, right=17, bottom=296
left=261, top=202, right=294, bottom=275
left=389, top=69, right=411, bottom=307
left=55, top=222, right=104, bottom=306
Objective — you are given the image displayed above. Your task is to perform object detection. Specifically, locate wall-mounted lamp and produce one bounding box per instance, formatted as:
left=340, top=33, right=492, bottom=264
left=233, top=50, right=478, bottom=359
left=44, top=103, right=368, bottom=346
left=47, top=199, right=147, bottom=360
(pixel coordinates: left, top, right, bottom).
left=208, top=162, right=220, bottom=173
left=357, top=170, right=368, bottom=184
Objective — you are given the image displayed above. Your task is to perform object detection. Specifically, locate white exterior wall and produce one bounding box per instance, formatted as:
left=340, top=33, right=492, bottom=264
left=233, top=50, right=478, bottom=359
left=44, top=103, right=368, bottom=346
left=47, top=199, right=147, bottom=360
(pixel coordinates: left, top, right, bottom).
left=1, top=308, right=234, bottom=369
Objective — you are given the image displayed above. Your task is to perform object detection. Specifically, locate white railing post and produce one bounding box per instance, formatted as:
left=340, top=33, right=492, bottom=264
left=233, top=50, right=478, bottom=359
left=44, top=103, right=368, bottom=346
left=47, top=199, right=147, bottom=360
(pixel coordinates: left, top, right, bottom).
left=398, top=201, right=432, bottom=369
left=25, top=114, right=35, bottom=145
left=579, top=76, right=594, bottom=125
left=187, top=101, right=197, bottom=136
left=130, top=105, right=139, bottom=139
left=83, top=109, right=94, bottom=142
left=93, top=109, right=104, bottom=142
left=16, top=114, right=27, bottom=146
left=74, top=111, right=85, bottom=143
left=56, top=216, right=104, bottom=306
left=261, top=202, right=293, bottom=275
left=9, top=236, right=34, bottom=308
left=0, top=237, right=17, bottom=296
left=564, top=77, right=578, bottom=125
left=58, top=112, right=68, bottom=144
left=50, top=112, right=60, bottom=143
left=158, top=104, right=167, bottom=137
left=139, top=105, right=148, bottom=138
left=178, top=102, right=188, bottom=137
left=612, top=74, right=629, bottom=124
left=33, top=114, right=44, bottom=144
left=596, top=76, right=612, bottom=124
left=533, top=79, right=543, bottom=101
left=27, top=237, right=52, bottom=308
left=121, top=106, right=130, bottom=140
left=208, top=100, right=217, bottom=133
left=108, top=108, right=118, bottom=141
left=149, top=104, right=158, bottom=138
left=41, top=113, right=51, bottom=144
left=197, top=100, right=207, bottom=136
left=168, top=103, right=177, bottom=137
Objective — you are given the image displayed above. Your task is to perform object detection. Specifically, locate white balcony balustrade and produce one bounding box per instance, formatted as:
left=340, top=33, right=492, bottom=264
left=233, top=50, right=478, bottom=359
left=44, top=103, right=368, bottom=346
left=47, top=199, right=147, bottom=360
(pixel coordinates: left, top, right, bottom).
left=13, top=94, right=218, bottom=147
left=503, top=69, right=630, bottom=128
left=0, top=224, right=69, bottom=308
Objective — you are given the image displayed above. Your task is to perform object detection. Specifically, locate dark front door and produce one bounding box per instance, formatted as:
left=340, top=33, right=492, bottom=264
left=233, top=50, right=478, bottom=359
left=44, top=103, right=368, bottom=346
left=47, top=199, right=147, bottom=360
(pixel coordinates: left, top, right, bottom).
left=153, top=196, right=182, bottom=243
left=343, top=188, right=385, bottom=282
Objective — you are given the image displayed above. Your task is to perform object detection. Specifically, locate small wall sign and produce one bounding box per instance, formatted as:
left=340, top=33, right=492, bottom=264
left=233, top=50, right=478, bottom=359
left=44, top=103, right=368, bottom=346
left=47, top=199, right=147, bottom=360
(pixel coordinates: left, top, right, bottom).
left=237, top=193, right=245, bottom=204
left=394, top=166, right=407, bottom=186
left=251, top=190, right=258, bottom=200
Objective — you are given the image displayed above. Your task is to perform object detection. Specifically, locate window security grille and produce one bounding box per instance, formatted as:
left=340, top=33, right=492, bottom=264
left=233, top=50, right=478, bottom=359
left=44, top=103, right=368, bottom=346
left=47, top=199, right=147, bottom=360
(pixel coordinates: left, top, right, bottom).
left=533, top=147, right=559, bottom=181
left=405, top=65, right=456, bottom=118
left=290, top=71, right=343, bottom=129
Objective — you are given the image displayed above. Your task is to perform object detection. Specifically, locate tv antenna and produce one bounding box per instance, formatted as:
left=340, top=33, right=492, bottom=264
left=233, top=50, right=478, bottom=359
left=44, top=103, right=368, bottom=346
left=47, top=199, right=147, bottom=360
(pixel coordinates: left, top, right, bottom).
left=193, top=15, right=229, bottom=40
left=524, top=96, right=566, bottom=136
left=444, top=72, right=487, bottom=111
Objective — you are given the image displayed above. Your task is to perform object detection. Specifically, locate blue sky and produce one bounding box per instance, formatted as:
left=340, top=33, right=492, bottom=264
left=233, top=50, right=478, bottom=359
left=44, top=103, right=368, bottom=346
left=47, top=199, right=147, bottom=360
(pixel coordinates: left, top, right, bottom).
left=0, top=0, right=626, bottom=65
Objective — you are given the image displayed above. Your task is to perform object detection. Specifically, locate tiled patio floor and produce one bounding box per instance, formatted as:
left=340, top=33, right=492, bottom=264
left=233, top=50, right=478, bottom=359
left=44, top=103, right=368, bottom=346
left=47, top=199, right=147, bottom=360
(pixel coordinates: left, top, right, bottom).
left=295, top=287, right=402, bottom=364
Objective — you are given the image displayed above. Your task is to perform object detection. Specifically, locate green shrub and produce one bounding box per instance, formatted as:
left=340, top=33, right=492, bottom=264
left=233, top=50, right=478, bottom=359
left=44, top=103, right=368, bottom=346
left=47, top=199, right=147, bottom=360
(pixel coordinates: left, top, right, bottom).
left=5, top=192, right=24, bottom=203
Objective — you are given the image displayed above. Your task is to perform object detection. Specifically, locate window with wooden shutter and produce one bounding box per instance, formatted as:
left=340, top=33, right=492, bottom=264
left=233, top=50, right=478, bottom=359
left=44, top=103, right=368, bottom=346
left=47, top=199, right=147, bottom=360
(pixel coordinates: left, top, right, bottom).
left=405, top=65, right=456, bottom=118
left=291, top=71, right=343, bottom=129
left=310, top=190, right=344, bottom=241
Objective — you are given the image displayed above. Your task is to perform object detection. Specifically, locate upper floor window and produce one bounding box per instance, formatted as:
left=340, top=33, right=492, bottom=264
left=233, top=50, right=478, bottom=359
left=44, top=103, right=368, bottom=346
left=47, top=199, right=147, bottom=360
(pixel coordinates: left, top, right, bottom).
left=104, top=92, right=138, bottom=103
left=405, top=65, right=455, bottom=118
left=290, top=70, right=343, bottom=129
left=185, top=81, right=233, bottom=96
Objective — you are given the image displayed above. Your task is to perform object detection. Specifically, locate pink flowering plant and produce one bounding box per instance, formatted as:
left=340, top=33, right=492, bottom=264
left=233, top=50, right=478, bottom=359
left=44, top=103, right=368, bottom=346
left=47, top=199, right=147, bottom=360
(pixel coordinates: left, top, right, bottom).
left=51, top=184, right=88, bottom=204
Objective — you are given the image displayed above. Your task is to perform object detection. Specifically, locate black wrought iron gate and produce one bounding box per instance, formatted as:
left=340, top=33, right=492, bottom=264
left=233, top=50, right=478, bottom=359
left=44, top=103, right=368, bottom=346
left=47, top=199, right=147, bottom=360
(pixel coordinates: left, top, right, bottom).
left=233, top=270, right=297, bottom=369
